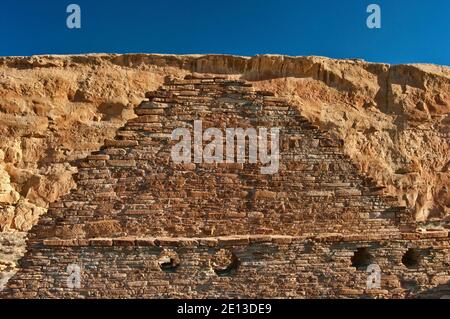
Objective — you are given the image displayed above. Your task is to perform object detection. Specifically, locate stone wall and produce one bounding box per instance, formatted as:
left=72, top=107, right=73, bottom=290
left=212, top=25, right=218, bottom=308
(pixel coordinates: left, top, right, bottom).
left=4, top=233, right=450, bottom=298
left=24, top=75, right=405, bottom=240
left=2, top=75, right=449, bottom=298
left=1, top=54, right=449, bottom=291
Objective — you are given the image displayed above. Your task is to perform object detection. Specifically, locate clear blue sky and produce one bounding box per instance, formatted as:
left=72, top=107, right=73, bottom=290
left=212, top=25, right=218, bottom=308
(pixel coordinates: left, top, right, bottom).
left=1, top=0, right=449, bottom=65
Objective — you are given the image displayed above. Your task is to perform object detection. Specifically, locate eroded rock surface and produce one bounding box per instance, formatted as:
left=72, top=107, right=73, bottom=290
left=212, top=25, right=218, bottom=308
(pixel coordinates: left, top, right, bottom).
left=0, top=54, right=449, bottom=291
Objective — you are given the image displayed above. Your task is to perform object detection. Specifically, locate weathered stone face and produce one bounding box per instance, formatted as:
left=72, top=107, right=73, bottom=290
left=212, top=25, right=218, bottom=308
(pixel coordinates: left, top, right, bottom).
left=3, top=236, right=450, bottom=299
left=1, top=75, right=449, bottom=299
left=15, top=76, right=405, bottom=239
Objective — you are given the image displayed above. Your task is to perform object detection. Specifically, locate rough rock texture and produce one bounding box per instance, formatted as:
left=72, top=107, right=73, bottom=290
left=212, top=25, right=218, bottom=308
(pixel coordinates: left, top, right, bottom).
left=0, top=54, right=449, bottom=294
left=1, top=75, right=449, bottom=298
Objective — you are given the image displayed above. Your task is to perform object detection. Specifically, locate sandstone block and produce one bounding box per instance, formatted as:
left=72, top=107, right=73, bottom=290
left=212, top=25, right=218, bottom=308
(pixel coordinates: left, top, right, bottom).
left=104, top=139, right=138, bottom=147
left=218, top=236, right=249, bottom=246
left=113, top=237, right=136, bottom=246
left=135, top=238, right=157, bottom=246
left=254, top=190, right=277, bottom=199
left=89, top=238, right=113, bottom=246
left=107, top=160, right=136, bottom=167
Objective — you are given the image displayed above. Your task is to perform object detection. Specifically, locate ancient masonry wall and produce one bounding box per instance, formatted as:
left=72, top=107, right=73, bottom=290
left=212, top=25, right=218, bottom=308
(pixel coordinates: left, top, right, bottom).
left=4, top=233, right=449, bottom=298
left=2, top=75, right=449, bottom=298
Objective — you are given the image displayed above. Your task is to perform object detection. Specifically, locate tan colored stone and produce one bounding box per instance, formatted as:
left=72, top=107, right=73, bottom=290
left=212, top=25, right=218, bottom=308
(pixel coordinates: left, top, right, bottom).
left=84, top=220, right=122, bottom=238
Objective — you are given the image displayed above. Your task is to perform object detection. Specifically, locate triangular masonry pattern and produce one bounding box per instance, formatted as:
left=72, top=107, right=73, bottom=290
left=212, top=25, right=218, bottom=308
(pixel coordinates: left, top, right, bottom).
left=2, top=75, right=449, bottom=298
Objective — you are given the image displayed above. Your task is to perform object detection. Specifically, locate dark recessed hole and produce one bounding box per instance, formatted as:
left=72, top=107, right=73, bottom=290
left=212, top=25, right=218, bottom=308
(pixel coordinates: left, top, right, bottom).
left=212, top=249, right=239, bottom=277
left=351, top=247, right=374, bottom=270
left=158, top=250, right=180, bottom=272
left=402, top=248, right=422, bottom=268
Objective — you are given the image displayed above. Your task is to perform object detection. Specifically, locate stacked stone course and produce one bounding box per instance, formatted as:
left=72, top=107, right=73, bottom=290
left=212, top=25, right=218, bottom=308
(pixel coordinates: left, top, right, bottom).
left=2, top=75, right=449, bottom=298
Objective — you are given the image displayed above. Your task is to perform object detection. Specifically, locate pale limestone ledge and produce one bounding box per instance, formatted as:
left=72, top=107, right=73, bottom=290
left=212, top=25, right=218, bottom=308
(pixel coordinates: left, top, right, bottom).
left=41, top=230, right=449, bottom=247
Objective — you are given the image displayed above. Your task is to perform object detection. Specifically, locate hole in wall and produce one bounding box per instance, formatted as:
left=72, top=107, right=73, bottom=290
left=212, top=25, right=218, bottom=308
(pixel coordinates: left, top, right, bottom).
left=402, top=248, right=422, bottom=268
left=211, top=249, right=239, bottom=276
left=351, top=247, right=374, bottom=270
left=158, top=249, right=180, bottom=272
